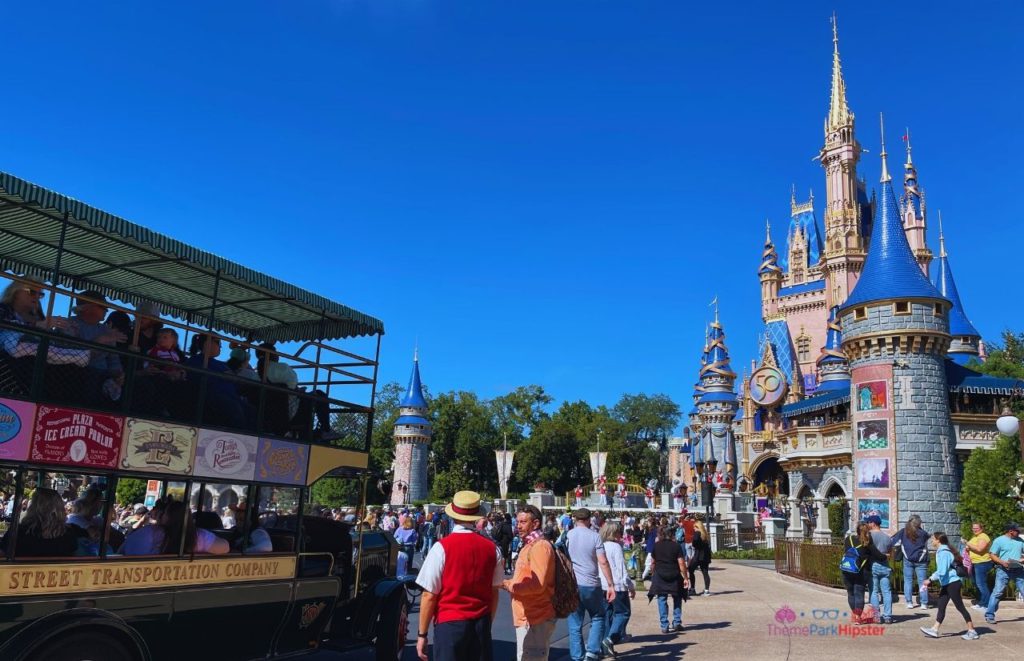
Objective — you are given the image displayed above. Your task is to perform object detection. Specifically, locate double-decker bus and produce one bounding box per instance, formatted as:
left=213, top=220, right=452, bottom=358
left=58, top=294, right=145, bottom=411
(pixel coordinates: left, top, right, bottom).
left=0, top=171, right=409, bottom=660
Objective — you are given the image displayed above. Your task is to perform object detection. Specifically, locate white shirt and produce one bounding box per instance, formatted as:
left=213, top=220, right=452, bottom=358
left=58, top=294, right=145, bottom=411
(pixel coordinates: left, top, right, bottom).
left=600, top=540, right=634, bottom=592
left=415, top=523, right=504, bottom=595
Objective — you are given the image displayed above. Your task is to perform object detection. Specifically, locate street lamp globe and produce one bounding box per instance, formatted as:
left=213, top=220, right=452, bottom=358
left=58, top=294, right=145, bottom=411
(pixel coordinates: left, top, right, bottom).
left=996, top=411, right=1020, bottom=437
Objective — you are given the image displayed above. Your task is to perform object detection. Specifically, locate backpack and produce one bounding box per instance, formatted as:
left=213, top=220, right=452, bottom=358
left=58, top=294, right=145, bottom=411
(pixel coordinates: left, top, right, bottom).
left=840, top=535, right=867, bottom=574
left=550, top=542, right=580, bottom=618
left=943, top=547, right=969, bottom=579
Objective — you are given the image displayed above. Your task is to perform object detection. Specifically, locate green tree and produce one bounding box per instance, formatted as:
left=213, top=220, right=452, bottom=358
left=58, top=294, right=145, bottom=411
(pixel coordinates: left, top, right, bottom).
left=429, top=391, right=499, bottom=500
left=310, top=476, right=362, bottom=508
left=115, top=478, right=147, bottom=506
left=957, top=433, right=1024, bottom=540
left=515, top=418, right=589, bottom=495
left=968, top=330, right=1024, bottom=416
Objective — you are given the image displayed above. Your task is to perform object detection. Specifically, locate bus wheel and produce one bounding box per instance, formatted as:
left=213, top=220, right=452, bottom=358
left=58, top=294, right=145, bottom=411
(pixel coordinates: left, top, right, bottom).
left=25, top=630, right=141, bottom=661
left=374, top=593, right=409, bottom=661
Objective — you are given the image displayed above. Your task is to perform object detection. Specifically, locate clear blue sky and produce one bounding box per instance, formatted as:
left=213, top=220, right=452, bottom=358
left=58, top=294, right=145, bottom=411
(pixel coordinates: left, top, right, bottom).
left=2, top=2, right=1021, bottom=412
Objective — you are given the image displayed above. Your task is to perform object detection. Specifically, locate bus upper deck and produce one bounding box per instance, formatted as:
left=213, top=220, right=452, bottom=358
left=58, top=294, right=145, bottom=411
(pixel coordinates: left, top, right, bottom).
left=0, top=171, right=407, bottom=661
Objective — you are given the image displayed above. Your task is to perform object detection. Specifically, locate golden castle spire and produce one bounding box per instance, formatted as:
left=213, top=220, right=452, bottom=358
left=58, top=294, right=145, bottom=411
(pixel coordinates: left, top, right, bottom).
left=827, top=13, right=854, bottom=132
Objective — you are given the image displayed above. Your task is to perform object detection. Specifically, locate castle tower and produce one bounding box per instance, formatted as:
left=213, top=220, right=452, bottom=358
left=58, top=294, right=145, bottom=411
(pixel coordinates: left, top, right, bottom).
left=900, top=131, right=932, bottom=274
left=759, top=221, right=783, bottom=320
left=838, top=121, right=956, bottom=535
left=815, top=306, right=851, bottom=392
left=390, top=351, right=432, bottom=505
left=934, top=220, right=982, bottom=365
left=696, top=310, right=739, bottom=481
left=821, top=17, right=872, bottom=307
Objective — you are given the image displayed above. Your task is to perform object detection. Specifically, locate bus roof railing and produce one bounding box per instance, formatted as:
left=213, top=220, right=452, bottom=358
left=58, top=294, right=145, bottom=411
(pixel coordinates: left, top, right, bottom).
left=0, top=170, right=385, bottom=343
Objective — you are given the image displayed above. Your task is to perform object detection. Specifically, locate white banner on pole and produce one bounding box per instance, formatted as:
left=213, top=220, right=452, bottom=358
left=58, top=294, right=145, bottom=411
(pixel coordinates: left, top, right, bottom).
left=588, top=452, right=607, bottom=484
left=495, top=450, right=515, bottom=499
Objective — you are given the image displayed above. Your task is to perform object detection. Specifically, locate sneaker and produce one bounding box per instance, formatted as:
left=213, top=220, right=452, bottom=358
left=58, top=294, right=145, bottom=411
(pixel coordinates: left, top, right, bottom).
left=962, top=630, right=980, bottom=640
left=905, top=602, right=918, bottom=609
left=920, top=627, right=939, bottom=638
left=673, top=624, right=684, bottom=633
left=661, top=628, right=669, bottom=634
left=601, top=638, right=617, bottom=658
left=970, top=604, right=985, bottom=611
left=881, top=617, right=893, bottom=625
left=703, top=590, right=711, bottom=596
left=985, top=617, right=995, bottom=625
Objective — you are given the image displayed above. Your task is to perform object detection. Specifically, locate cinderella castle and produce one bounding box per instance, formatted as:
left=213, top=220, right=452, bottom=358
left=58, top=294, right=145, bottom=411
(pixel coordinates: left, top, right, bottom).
left=669, top=19, right=1023, bottom=537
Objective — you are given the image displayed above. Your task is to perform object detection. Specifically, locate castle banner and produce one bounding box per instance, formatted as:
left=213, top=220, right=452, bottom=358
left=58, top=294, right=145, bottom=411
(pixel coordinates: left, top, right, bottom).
left=851, top=364, right=898, bottom=533
left=495, top=450, right=514, bottom=499
left=589, top=452, right=607, bottom=483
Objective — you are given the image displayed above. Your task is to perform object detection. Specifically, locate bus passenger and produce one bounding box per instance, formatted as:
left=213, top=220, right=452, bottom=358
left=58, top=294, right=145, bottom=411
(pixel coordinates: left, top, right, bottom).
left=0, top=278, right=90, bottom=399
left=186, top=334, right=256, bottom=430
left=230, top=502, right=273, bottom=553
left=2, top=488, right=86, bottom=557
left=121, top=500, right=229, bottom=556
left=66, top=290, right=127, bottom=405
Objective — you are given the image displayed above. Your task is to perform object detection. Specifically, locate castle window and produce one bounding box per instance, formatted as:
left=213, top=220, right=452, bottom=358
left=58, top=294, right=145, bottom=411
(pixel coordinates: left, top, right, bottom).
left=854, top=307, right=866, bottom=321
left=934, top=302, right=945, bottom=316
left=797, top=336, right=811, bottom=362
left=894, top=301, right=910, bottom=315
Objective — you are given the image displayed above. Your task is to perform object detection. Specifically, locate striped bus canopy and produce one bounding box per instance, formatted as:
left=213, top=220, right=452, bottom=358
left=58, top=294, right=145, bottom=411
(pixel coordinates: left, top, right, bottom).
left=0, top=171, right=384, bottom=343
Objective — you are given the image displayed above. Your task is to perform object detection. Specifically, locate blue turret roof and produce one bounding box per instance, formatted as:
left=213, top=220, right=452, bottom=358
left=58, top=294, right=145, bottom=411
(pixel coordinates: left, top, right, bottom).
left=934, top=237, right=980, bottom=339
left=400, top=355, right=428, bottom=409
left=840, top=146, right=946, bottom=311
left=817, top=307, right=846, bottom=366
left=698, top=320, right=738, bottom=405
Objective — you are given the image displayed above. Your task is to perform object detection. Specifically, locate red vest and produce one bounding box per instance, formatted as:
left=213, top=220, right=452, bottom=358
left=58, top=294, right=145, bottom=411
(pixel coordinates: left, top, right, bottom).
left=436, top=532, right=497, bottom=624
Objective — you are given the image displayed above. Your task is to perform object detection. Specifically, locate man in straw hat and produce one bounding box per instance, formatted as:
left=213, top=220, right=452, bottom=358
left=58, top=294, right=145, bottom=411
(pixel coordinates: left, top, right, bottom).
left=416, top=491, right=504, bottom=661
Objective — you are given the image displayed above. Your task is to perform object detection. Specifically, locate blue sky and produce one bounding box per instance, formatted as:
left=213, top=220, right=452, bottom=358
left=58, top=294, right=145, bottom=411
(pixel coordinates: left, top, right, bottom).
left=1, top=1, right=1021, bottom=413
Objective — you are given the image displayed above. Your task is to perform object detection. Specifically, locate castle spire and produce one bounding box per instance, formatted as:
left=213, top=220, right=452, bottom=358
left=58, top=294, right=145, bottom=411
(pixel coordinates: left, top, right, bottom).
left=839, top=129, right=946, bottom=311
left=879, top=112, right=890, bottom=182
left=933, top=213, right=981, bottom=364
left=904, top=127, right=913, bottom=165
left=827, top=13, right=853, bottom=132
left=400, top=350, right=428, bottom=409
left=938, top=211, right=946, bottom=258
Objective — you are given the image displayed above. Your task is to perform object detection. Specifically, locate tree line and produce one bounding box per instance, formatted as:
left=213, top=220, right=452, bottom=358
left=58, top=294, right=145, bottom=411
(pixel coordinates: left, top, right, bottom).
left=314, top=384, right=681, bottom=507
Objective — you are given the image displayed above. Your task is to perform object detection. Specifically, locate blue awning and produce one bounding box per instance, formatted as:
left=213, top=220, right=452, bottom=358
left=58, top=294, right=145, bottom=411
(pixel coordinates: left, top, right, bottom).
left=945, top=361, right=1024, bottom=395
left=780, top=390, right=850, bottom=417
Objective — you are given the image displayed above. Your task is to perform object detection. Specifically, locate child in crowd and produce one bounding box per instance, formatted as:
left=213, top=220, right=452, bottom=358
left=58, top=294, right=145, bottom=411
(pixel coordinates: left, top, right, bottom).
left=145, top=328, right=185, bottom=380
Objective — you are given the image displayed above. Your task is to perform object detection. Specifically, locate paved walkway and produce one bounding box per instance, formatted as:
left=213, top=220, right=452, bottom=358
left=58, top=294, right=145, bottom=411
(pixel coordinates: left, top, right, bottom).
left=328, top=561, right=1023, bottom=660
left=606, top=561, right=1024, bottom=659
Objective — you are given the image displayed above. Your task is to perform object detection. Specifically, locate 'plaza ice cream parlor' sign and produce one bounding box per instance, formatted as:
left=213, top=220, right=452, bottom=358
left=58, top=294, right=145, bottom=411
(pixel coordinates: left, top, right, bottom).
left=30, top=405, right=123, bottom=469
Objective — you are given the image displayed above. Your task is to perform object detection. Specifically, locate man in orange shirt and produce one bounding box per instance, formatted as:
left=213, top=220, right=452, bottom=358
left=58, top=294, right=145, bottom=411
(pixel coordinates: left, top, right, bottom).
left=502, top=504, right=556, bottom=660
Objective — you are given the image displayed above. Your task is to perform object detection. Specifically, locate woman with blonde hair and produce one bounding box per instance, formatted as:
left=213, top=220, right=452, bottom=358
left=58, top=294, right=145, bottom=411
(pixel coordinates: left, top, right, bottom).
left=599, top=520, right=635, bottom=656
left=688, top=520, right=712, bottom=596
left=2, top=488, right=85, bottom=557
left=394, top=513, right=419, bottom=577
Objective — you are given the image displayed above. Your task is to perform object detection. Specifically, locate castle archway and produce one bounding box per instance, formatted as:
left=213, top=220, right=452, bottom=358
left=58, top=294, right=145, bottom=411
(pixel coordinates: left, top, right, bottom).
left=752, top=456, right=788, bottom=498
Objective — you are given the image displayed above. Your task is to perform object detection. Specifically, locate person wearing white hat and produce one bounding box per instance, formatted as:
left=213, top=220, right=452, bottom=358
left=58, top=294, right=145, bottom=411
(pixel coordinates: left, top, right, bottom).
left=416, top=491, right=504, bottom=661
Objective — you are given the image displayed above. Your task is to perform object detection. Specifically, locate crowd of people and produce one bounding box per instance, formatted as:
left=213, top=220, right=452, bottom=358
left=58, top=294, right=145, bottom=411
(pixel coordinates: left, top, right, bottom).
left=0, top=278, right=333, bottom=438
left=406, top=491, right=717, bottom=661
left=839, top=514, right=1024, bottom=641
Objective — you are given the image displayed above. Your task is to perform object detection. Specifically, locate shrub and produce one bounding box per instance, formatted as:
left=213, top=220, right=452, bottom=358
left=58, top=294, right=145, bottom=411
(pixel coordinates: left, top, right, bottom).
left=713, top=548, right=775, bottom=560
left=957, top=433, right=1023, bottom=540
left=827, top=500, right=848, bottom=536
